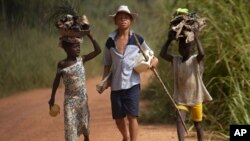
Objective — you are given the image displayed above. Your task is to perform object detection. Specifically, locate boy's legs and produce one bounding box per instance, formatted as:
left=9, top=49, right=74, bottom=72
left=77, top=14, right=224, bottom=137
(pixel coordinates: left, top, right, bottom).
left=124, top=85, right=140, bottom=141
left=176, top=109, right=187, bottom=141
left=115, top=118, right=130, bottom=141
left=191, top=104, right=204, bottom=141
left=115, top=116, right=138, bottom=141
left=111, top=90, right=130, bottom=141
left=193, top=121, right=204, bottom=141
left=111, top=84, right=140, bottom=141
left=127, top=115, right=138, bottom=141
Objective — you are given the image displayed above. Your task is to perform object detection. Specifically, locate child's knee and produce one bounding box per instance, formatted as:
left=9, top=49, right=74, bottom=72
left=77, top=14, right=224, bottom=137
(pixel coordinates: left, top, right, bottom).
left=194, top=121, right=203, bottom=130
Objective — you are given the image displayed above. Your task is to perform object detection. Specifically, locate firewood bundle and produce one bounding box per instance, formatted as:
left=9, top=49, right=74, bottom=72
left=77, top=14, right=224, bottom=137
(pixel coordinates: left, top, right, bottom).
left=55, top=14, right=90, bottom=37
left=169, top=8, right=207, bottom=43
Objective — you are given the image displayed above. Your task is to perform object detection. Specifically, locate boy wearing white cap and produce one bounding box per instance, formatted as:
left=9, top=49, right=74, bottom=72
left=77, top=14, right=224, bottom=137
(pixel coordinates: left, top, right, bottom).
left=100, top=5, right=158, bottom=141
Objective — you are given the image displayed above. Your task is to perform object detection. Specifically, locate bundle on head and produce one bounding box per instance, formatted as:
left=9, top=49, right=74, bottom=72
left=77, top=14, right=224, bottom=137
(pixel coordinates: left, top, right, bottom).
left=49, top=0, right=90, bottom=38
left=169, top=8, right=207, bottom=43
left=55, top=14, right=90, bottom=37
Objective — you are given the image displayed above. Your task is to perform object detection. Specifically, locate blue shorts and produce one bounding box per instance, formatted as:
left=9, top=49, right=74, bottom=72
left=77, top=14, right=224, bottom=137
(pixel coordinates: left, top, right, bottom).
left=110, top=84, right=140, bottom=119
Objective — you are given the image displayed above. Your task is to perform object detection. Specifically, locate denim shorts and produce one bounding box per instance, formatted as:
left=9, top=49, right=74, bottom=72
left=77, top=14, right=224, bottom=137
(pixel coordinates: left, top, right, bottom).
left=110, top=84, right=141, bottom=119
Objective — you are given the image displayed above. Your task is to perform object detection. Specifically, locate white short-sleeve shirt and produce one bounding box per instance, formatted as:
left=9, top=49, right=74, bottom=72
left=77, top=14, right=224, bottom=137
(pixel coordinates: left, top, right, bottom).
left=103, top=30, right=152, bottom=91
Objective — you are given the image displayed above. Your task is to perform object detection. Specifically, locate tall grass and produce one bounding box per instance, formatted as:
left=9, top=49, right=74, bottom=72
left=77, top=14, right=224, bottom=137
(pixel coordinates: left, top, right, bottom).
left=0, top=0, right=164, bottom=97
left=0, top=26, right=61, bottom=97
left=203, top=0, right=250, bottom=133
left=140, top=0, right=250, bottom=138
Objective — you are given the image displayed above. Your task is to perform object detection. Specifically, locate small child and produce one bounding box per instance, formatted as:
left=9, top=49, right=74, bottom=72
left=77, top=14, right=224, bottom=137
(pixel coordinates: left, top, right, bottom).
left=48, top=30, right=101, bottom=141
left=160, top=28, right=213, bottom=141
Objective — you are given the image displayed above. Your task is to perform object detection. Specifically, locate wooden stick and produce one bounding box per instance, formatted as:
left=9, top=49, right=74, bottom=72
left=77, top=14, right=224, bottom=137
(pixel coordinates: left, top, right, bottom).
left=133, top=33, right=189, bottom=135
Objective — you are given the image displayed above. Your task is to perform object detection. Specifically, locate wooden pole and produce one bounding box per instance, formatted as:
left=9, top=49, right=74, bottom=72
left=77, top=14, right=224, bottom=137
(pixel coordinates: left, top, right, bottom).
left=133, top=34, right=189, bottom=135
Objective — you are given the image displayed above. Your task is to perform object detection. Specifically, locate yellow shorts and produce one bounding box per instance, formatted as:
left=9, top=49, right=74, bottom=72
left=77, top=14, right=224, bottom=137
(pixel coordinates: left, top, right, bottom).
left=177, top=103, right=203, bottom=122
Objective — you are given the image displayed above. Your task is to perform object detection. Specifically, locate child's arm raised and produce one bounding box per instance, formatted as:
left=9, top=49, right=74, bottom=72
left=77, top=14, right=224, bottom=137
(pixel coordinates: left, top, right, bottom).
left=160, top=30, right=175, bottom=62
left=82, top=29, right=102, bottom=63
left=194, top=29, right=205, bottom=63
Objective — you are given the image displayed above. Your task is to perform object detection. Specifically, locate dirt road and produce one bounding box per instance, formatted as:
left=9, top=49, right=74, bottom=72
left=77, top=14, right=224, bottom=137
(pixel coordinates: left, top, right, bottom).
left=0, top=73, right=220, bottom=141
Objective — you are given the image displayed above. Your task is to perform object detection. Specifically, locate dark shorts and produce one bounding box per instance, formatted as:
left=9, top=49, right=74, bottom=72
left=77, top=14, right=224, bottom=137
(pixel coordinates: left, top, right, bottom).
left=110, top=84, right=141, bottom=119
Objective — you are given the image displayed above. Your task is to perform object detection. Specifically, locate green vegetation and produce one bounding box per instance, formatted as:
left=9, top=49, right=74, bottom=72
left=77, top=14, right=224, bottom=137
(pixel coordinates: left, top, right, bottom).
left=1, top=0, right=249, bottom=138
left=0, top=0, right=165, bottom=96
left=0, top=27, right=61, bottom=96
left=140, top=0, right=250, bottom=139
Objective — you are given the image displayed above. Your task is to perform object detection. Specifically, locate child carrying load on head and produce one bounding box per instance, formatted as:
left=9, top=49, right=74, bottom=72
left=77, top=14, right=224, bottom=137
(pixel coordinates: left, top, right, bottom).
left=48, top=14, right=101, bottom=141
left=160, top=8, right=212, bottom=141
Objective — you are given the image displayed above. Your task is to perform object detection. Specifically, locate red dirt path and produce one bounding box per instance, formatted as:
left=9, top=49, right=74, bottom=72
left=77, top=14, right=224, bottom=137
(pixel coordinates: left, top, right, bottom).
left=0, top=73, right=222, bottom=141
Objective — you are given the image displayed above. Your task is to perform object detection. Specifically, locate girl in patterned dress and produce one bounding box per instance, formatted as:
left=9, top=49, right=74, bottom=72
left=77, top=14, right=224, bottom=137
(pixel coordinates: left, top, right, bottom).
left=48, top=30, right=101, bottom=141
